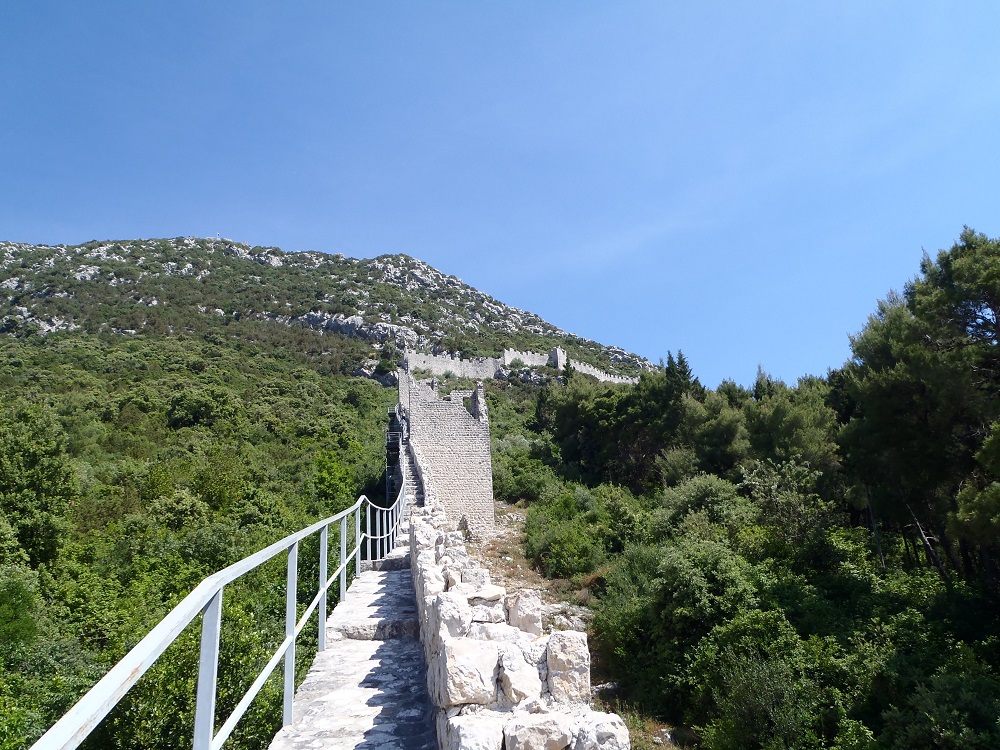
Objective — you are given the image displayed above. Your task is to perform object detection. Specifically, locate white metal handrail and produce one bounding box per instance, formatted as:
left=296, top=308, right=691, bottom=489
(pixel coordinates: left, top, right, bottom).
left=32, top=451, right=411, bottom=750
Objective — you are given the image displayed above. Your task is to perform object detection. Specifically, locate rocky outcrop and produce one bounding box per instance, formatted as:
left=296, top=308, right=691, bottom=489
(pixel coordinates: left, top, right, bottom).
left=409, top=499, right=630, bottom=750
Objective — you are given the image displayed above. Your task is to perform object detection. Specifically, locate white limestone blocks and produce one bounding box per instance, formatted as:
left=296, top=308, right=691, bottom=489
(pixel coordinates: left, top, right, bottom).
left=504, top=712, right=576, bottom=750
left=573, top=712, right=632, bottom=750
left=499, top=643, right=543, bottom=703
left=547, top=631, right=592, bottom=703
left=432, top=639, right=500, bottom=706
left=442, top=713, right=506, bottom=750
left=409, top=501, right=630, bottom=750
left=506, top=589, right=543, bottom=636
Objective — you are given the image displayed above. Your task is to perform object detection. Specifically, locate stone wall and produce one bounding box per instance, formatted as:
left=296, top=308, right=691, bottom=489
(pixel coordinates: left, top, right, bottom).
left=569, top=361, right=637, bottom=385
left=405, top=351, right=502, bottom=380
left=408, top=492, right=630, bottom=750
left=402, top=372, right=495, bottom=539
left=501, top=348, right=550, bottom=368
left=405, top=347, right=638, bottom=385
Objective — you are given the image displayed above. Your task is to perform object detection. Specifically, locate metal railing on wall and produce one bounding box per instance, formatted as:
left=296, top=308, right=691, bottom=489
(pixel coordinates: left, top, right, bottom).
left=32, top=453, right=410, bottom=750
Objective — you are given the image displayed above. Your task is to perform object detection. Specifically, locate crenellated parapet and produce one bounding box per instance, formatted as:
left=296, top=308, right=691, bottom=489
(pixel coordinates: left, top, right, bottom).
left=403, top=347, right=639, bottom=385
left=401, top=370, right=495, bottom=539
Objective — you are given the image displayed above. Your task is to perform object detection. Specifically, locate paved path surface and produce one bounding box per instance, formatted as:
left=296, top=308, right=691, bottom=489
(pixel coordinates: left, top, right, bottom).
left=268, top=483, right=436, bottom=750
left=268, top=564, right=435, bottom=750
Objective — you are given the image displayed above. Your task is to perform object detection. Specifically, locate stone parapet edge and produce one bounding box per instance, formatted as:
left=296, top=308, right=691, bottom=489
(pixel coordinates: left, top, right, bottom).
left=408, top=491, right=630, bottom=750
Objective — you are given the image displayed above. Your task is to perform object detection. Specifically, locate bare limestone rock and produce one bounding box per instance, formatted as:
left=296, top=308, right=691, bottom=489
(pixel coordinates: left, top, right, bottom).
left=573, top=712, right=631, bottom=750
left=469, top=586, right=507, bottom=624
left=499, top=643, right=544, bottom=704
left=468, top=622, right=532, bottom=643
left=444, top=713, right=506, bottom=750
left=432, top=638, right=500, bottom=707
left=504, top=712, right=576, bottom=750
left=436, top=591, right=473, bottom=640
left=506, top=590, right=543, bottom=636
left=547, top=631, right=591, bottom=704
left=462, top=567, right=491, bottom=587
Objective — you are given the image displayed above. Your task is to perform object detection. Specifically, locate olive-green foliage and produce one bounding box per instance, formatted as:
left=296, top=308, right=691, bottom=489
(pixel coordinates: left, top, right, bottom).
left=526, top=232, right=1000, bottom=750
left=0, top=326, right=393, bottom=749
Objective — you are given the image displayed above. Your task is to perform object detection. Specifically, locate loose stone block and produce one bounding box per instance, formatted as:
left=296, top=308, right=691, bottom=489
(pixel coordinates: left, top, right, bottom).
left=504, top=712, right=576, bottom=750
left=436, top=591, right=473, bottom=640
left=547, top=631, right=591, bottom=704
left=468, top=622, right=532, bottom=644
left=573, top=711, right=631, bottom=750
left=499, top=643, right=543, bottom=704
left=432, top=638, right=500, bottom=707
left=462, top=567, right=491, bottom=588
left=470, top=583, right=506, bottom=602
left=444, top=713, right=506, bottom=750
left=506, top=589, right=543, bottom=636
left=470, top=599, right=506, bottom=624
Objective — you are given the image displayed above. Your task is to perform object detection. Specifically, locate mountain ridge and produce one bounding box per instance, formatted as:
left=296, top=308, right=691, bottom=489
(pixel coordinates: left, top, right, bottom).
left=0, top=237, right=654, bottom=377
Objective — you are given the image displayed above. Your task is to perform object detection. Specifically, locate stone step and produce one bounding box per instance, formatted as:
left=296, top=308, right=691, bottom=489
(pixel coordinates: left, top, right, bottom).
left=268, top=634, right=435, bottom=750
left=328, top=569, right=420, bottom=640
left=269, top=540, right=435, bottom=750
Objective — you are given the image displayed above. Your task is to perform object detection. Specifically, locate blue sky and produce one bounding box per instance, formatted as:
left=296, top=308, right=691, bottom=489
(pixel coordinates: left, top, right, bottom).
left=3, top=2, right=999, bottom=387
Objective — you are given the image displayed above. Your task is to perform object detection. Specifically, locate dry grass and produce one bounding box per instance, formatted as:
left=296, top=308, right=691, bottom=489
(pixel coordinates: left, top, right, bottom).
left=466, top=500, right=694, bottom=749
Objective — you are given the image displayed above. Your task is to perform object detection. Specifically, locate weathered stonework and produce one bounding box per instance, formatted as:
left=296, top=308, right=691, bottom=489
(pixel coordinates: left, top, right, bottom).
left=401, top=372, right=495, bottom=539
left=408, top=493, right=630, bottom=750
left=404, top=347, right=639, bottom=385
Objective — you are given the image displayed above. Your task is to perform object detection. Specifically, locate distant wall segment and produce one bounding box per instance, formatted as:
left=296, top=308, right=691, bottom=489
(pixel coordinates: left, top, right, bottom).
left=401, top=371, right=495, bottom=539
left=403, top=347, right=638, bottom=385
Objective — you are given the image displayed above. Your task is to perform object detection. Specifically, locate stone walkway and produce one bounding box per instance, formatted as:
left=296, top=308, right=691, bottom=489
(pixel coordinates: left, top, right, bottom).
left=268, top=541, right=435, bottom=750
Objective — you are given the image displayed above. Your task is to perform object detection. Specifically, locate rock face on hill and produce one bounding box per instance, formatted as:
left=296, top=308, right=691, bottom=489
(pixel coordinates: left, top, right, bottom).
left=0, top=237, right=653, bottom=377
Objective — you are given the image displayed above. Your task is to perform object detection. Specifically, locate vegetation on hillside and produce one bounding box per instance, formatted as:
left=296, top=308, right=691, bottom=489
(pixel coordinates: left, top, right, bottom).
left=493, top=228, right=1000, bottom=749
left=5, top=228, right=1000, bottom=749
left=0, top=237, right=650, bottom=376
left=0, top=320, right=392, bottom=749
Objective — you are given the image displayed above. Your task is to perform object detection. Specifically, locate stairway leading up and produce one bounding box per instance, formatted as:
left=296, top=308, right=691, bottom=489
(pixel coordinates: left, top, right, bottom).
left=268, top=455, right=433, bottom=750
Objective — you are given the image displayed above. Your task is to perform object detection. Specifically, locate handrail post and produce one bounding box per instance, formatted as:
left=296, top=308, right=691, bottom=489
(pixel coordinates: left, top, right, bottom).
left=355, top=504, right=362, bottom=570
left=193, top=587, right=223, bottom=750
left=283, top=542, right=298, bottom=726
left=366, top=500, right=372, bottom=560
left=318, top=525, right=328, bottom=652
left=375, top=506, right=381, bottom=560
left=339, top=516, right=347, bottom=600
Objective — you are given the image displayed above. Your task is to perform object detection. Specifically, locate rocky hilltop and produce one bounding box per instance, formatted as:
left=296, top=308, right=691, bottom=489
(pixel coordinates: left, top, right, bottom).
left=0, top=237, right=653, bottom=376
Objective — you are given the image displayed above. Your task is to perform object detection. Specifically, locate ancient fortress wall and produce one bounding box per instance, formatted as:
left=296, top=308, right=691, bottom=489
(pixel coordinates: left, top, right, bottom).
left=405, top=347, right=638, bottom=385
left=405, top=351, right=501, bottom=380
left=501, top=348, right=550, bottom=368
left=402, top=372, right=495, bottom=539
left=570, top=361, right=638, bottom=385
left=407, top=498, right=630, bottom=749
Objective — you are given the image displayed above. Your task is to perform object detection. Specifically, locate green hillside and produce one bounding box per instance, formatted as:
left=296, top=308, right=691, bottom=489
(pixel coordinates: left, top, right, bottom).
left=0, top=237, right=651, bottom=376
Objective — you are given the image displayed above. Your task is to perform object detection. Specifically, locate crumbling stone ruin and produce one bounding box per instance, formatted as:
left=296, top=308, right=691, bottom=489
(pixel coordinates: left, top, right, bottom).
left=404, top=347, right=639, bottom=385
left=400, top=371, right=496, bottom=539
left=409, top=499, right=630, bottom=750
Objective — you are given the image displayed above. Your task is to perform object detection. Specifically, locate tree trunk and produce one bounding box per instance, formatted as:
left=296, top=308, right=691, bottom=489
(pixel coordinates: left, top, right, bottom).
left=907, top=503, right=951, bottom=586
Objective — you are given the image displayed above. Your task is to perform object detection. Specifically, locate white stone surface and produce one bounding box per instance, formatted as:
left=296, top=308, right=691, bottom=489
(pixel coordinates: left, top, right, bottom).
left=435, top=590, right=473, bottom=641
left=504, top=712, right=576, bottom=750
left=444, top=713, right=506, bottom=750
left=547, top=631, right=592, bottom=704
left=499, top=644, right=544, bottom=704
left=431, top=638, right=500, bottom=707
left=573, top=712, right=631, bottom=750
left=506, top=590, right=543, bottom=636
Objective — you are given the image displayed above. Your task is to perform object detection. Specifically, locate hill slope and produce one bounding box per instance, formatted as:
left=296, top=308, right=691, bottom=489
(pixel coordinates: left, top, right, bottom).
left=0, top=237, right=653, bottom=376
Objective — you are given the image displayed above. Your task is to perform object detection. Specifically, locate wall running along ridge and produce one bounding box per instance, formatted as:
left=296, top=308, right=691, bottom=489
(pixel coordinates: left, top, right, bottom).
left=403, top=348, right=639, bottom=385
left=401, top=371, right=496, bottom=540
